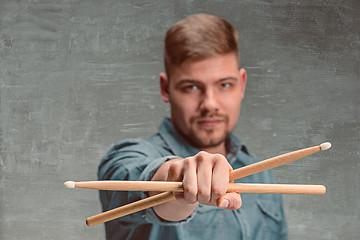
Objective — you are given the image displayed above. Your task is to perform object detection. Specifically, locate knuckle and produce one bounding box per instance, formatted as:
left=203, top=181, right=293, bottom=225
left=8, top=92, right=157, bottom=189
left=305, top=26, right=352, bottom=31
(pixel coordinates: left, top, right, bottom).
left=184, top=186, right=198, bottom=204
left=212, top=186, right=225, bottom=197
left=196, top=151, right=208, bottom=162
left=197, top=187, right=205, bottom=195
left=213, top=153, right=226, bottom=163
left=184, top=195, right=197, bottom=204
left=183, top=158, right=193, bottom=169
left=168, top=162, right=182, bottom=177
left=198, top=187, right=210, bottom=199
left=197, top=151, right=208, bottom=156
left=184, top=185, right=197, bottom=196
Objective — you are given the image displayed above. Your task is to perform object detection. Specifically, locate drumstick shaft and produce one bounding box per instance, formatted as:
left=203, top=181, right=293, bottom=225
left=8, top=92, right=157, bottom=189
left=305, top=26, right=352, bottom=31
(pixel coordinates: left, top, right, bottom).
left=86, top=192, right=174, bottom=227
left=74, top=180, right=326, bottom=195
left=75, top=180, right=184, bottom=192
left=229, top=145, right=321, bottom=181
left=227, top=183, right=326, bottom=195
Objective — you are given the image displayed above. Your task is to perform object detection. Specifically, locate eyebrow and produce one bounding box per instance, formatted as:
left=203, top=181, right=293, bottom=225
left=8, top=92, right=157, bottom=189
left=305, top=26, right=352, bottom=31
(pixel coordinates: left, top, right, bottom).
left=175, top=76, right=238, bottom=88
left=218, top=76, right=238, bottom=82
left=174, top=79, right=202, bottom=89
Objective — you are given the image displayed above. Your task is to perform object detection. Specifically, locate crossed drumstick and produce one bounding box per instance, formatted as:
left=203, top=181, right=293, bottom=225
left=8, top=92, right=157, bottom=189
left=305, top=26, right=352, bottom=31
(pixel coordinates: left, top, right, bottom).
left=64, top=142, right=331, bottom=227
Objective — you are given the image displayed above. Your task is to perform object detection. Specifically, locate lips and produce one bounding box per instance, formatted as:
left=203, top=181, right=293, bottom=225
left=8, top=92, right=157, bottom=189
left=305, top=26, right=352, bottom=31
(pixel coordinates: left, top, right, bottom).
left=196, top=118, right=225, bottom=128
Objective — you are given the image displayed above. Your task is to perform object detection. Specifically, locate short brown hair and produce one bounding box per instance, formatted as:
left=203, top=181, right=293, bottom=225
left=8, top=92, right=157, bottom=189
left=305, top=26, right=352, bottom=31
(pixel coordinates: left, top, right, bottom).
left=164, top=14, right=239, bottom=77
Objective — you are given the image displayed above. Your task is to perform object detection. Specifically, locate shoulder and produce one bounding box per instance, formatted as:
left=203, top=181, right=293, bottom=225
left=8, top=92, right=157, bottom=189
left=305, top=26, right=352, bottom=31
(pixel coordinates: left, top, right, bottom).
left=105, top=134, right=168, bottom=157
left=98, top=134, right=176, bottom=181
left=100, top=133, right=172, bottom=169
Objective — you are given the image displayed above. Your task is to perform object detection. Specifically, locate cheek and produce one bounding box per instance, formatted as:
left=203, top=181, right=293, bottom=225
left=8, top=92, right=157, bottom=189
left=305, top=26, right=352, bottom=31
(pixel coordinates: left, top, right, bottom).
left=222, top=97, right=242, bottom=122
left=170, top=96, right=197, bottom=121
left=173, top=93, right=197, bottom=111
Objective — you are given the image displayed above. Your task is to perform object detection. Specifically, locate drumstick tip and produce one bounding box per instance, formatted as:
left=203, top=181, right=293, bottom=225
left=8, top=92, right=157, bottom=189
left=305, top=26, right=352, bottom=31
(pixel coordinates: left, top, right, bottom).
left=320, top=142, right=331, bottom=151
left=64, top=181, right=75, bottom=188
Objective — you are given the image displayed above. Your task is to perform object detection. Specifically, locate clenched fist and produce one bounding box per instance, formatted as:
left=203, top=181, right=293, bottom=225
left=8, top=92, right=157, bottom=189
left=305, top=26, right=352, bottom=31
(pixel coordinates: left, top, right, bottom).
left=150, top=151, right=242, bottom=221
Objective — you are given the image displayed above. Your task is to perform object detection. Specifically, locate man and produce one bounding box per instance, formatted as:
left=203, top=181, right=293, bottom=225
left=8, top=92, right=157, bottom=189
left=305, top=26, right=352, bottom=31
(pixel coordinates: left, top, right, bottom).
left=99, top=14, right=288, bottom=239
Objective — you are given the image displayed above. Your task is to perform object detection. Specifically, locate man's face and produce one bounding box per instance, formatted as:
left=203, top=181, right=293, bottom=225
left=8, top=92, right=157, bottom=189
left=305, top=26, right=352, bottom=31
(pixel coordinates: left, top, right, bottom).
left=160, top=53, right=247, bottom=150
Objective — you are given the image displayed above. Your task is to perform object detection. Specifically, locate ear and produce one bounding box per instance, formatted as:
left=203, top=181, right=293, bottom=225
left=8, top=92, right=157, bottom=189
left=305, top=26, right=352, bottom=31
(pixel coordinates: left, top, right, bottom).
left=159, top=72, right=170, bottom=102
left=238, top=68, right=247, bottom=99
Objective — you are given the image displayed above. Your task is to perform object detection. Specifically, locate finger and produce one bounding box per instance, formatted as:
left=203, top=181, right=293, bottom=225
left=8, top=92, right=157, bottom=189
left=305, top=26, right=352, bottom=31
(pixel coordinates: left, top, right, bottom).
left=196, top=152, right=212, bottom=204
left=210, top=154, right=230, bottom=205
left=217, top=192, right=242, bottom=210
left=182, top=158, right=198, bottom=204
left=166, top=161, right=186, bottom=203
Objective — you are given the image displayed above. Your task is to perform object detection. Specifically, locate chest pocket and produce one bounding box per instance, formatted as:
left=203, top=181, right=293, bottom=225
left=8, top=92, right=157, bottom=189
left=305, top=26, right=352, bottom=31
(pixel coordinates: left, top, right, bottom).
left=256, top=199, right=283, bottom=239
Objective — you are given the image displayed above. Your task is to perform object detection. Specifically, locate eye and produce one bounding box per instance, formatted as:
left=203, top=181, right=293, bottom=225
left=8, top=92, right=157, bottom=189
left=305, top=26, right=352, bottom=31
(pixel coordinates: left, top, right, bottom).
left=220, top=82, right=231, bottom=88
left=184, top=85, right=198, bottom=91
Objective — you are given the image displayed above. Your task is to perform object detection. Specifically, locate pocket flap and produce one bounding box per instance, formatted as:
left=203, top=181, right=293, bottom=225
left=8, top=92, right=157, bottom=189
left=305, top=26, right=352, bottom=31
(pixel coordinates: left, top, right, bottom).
left=256, top=199, right=282, bottom=222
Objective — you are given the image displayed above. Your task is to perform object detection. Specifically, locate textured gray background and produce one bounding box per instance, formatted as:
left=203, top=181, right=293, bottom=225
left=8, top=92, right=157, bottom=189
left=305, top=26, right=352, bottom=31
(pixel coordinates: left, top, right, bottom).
left=0, top=0, right=359, bottom=239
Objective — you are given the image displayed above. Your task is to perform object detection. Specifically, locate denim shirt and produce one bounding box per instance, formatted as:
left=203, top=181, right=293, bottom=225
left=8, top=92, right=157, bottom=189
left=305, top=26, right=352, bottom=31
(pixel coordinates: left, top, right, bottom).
left=98, top=118, right=288, bottom=240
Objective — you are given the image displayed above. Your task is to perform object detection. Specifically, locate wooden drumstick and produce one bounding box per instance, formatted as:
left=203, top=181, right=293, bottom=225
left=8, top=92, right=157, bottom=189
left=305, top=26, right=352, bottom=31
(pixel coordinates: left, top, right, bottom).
left=83, top=142, right=331, bottom=226
left=64, top=180, right=184, bottom=192
left=65, top=180, right=326, bottom=195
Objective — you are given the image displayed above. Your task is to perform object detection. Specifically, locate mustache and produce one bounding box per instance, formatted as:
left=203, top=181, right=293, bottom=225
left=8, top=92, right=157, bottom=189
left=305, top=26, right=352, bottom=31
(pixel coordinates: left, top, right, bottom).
left=190, top=113, right=229, bottom=123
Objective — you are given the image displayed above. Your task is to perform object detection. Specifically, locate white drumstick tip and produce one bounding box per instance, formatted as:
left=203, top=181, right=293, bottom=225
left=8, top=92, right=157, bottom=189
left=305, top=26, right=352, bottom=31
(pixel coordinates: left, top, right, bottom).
left=64, top=181, right=76, bottom=189
left=320, top=142, right=332, bottom=151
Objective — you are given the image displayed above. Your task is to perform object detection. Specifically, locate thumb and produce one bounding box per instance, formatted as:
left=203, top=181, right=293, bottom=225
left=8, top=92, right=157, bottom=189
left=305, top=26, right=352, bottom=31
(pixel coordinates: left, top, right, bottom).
left=217, top=192, right=242, bottom=210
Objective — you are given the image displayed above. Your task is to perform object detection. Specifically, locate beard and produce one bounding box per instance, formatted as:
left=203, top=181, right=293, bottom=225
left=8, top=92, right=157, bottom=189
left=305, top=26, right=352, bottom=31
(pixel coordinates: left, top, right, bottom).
left=176, top=113, right=231, bottom=149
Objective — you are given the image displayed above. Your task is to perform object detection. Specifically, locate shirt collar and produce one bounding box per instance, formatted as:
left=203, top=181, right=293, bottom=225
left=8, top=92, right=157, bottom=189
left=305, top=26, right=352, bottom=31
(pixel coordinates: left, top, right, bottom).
left=158, top=118, right=247, bottom=159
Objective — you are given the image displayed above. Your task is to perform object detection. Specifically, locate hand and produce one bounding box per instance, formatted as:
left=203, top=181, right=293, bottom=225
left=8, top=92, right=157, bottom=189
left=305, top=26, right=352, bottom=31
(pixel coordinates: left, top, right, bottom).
left=161, top=151, right=242, bottom=210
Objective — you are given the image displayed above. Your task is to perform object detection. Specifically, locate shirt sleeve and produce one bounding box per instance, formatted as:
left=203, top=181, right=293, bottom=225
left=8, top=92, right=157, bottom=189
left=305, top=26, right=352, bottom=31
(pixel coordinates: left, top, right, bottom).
left=98, top=139, right=197, bottom=226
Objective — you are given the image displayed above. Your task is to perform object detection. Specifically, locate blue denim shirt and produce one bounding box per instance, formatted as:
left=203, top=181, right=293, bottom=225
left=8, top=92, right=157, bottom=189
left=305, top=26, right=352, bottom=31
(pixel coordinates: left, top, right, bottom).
left=98, top=118, right=288, bottom=240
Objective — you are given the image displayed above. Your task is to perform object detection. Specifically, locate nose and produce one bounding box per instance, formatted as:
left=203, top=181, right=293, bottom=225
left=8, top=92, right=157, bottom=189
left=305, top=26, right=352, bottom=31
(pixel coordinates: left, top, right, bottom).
left=199, top=88, right=220, bottom=114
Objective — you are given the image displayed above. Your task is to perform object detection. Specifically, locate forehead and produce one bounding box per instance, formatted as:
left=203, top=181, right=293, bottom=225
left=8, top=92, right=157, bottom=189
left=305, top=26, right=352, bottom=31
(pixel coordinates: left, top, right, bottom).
left=169, top=53, right=239, bottom=83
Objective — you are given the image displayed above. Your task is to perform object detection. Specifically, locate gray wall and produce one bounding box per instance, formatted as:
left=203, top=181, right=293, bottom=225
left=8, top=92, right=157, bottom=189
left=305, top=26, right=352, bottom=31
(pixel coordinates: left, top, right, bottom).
left=0, top=0, right=359, bottom=239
